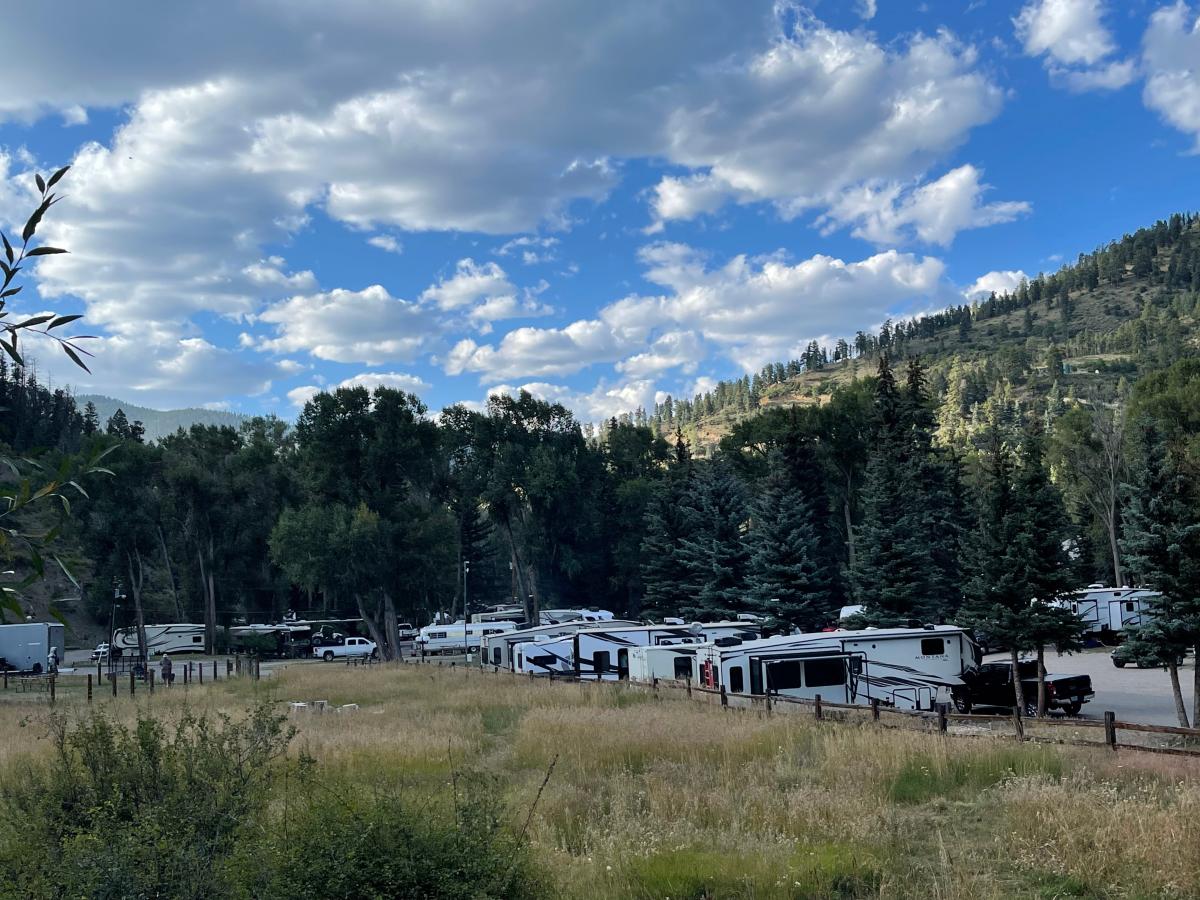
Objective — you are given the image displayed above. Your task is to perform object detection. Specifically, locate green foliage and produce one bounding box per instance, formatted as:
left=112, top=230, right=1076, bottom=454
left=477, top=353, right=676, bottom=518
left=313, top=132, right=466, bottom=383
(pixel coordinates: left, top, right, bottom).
left=887, top=746, right=1064, bottom=805
left=677, top=458, right=751, bottom=619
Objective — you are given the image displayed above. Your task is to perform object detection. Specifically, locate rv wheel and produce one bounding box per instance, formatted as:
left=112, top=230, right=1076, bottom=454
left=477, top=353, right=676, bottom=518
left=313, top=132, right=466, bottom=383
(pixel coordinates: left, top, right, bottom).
left=322, top=650, right=335, bottom=662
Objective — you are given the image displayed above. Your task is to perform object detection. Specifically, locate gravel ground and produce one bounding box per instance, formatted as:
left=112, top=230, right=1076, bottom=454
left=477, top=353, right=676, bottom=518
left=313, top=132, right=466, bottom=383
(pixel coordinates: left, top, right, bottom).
left=987, top=646, right=1197, bottom=726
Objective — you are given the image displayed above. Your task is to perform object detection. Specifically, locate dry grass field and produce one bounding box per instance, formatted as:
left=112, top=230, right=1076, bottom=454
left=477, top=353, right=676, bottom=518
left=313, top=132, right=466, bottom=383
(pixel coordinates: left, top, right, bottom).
left=3, top=663, right=1199, bottom=898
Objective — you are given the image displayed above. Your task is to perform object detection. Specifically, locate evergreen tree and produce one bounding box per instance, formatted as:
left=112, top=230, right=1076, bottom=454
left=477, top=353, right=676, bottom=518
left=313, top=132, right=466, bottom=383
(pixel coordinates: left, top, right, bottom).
left=677, top=459, right=750, bottom=619
left=745, top=451, right=834, bottom=631
left=106, top=408, right=132, bottom=439
left=82, top=401, right=100, bottom=436
left=1120, top=422, right=1200, bottom=726
left=639, top=436, right=696, bottom=619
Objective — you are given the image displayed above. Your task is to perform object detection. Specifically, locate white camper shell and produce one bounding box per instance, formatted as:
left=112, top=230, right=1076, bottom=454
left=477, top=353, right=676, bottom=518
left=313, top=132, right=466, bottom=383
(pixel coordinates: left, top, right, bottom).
left=693, top=625, right=979, bottom=712
left=482, top=620, right=639, bottom=671
left=113, top=623, right=206, bottom=657
left=418, top=620, right=519, bottom=654
left=1054, top=585, right=1156, bottom=635
left=574, top=622, right=760, bottom=681
left=0, top=622, right=66, bottom=673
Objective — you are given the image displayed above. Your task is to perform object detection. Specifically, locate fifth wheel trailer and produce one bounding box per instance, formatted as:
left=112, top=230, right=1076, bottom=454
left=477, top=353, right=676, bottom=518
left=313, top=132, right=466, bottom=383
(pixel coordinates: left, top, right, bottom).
left=482, top=620, right=639, bottom=671
left=112, top=623, right=206, bottom=657
left=1053, top=586, right=1157, bottom=636
left=574, top=623, right=760, bottom=681
left=0, top=622, right=66, bottom=673
left=693, top=625, right=980, bottom=712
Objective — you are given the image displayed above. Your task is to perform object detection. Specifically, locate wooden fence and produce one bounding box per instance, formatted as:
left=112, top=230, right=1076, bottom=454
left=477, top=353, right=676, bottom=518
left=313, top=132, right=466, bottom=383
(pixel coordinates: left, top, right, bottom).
left=442, top=658, right=1200, bottom=759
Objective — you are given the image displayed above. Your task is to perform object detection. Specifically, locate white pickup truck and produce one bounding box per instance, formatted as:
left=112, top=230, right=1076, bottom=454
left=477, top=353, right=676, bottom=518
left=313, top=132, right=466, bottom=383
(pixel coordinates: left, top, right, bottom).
left=313, top=637, right=378, bottom=662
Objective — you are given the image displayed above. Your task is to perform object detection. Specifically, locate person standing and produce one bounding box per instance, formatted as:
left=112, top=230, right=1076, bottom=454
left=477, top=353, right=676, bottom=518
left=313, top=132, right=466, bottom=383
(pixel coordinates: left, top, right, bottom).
left=46, top=647, right=59, bottom=675
left=160, top=653, right=173, bottom=686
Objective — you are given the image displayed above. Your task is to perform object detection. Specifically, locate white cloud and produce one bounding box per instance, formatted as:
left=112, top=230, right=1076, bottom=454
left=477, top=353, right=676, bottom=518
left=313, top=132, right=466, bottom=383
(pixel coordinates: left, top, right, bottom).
left=367, top=234, right=403, bottom=254
left=1015, top=0, right=1133, bottom=93
left=486, top=378, right=657, bottom=422
left=495, top=235, right=558, bottom=264
left=616, top=331, right=703, bottom=378
left=338, top=371, right=430, bottom=393
left=243, top=257, right=318, bottom=291
left=446, top=318, right=628, bottom=381
left=287, top=385, right=320, bottom=408
left=1015, top=0, right=1117, bottom=65
left=1142, top=2, right=1200, bottom=151
left=858, top=0, right=878, bottom=21
left=258, top=285, right=436, bottom=364
left=964, top=269, right=1029, bottom=301
left=821, top=165, right=1030, bottom=247
left=420, top=259, right=515, bottom=311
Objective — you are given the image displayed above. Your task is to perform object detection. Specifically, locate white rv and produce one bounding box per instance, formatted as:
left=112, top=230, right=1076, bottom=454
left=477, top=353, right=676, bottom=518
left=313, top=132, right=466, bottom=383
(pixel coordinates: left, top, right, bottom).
left=482, top=620, right=639, bottom=670
left=0, top=622, right=66, bottom=673
left=1054, top=585, right=1157, bottom=635
left=573, top=623, right=760, bottom=681
left=514, top=635, right=575, bottom=676
left=113, top=623, right=206, bottom=657
left=418, top=620, right=519, bottom=654
left=469, top=606, right=525, bottom=625
left=627, top=643, right=702, bottom=683
left=693, top=625, right=980, bottom=712
left=538, top=608, right=615, bottom=625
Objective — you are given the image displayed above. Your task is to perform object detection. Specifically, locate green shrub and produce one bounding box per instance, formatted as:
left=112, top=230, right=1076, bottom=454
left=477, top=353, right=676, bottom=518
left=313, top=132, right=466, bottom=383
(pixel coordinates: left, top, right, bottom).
left=888, top=746, right=1065, bottom=805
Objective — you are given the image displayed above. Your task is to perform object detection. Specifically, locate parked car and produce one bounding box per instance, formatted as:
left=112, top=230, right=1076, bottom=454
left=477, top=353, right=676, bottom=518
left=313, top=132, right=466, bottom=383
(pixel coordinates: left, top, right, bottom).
left=313, top=636, right=377, bottom=661
left=397, top=623, right=418, bottom=641
left=91, top=642, right=110, bottom=661
left=1111, top=644, right=1185, bottom=668
left=962, top=660, right=1094, bottom=716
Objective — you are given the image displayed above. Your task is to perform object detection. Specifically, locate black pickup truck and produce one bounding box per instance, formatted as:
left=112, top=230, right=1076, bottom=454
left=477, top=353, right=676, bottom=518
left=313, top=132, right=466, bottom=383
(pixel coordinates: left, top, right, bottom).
left=961, top=660, right=1094, bottom=716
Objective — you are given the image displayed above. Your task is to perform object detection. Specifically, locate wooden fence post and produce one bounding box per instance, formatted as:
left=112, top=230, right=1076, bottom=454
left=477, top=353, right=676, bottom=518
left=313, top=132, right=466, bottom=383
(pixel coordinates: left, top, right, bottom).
left=814, top=694, right=824, bottom=720
left=111, top=672, right=117, bottom=697
left=226, top=658, right=232, bottom=677
left=255, top=657, right=261, bottom=681
left=938, top=707, right=947, bottom=734
left=720, top=684, right=728, bottom=708
left=129, top=670, right=135, bottom=696
left=199, top=663, right=204, bottom=684
left=149, top=670, right=155, bottom=694
left=3, top=667, right=6, bottom=690
left=1012, top=706, right=1024, bottom=741
left=49, top=676, right=55, bottom=705
left=871, top=698, right=880, bottom=721
left=1104, top=711, right=1117, bottom=751
left=96, top=660, right=102, bottom=683
left=765, top=692, right=772, bottom=716
left=213, top=660, right=218, bottom=681
left=87, top=673, right=93, bottom=704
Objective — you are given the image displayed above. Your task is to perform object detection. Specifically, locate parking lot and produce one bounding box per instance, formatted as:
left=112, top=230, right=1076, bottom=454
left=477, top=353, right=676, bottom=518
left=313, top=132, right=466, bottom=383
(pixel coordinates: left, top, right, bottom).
left=988, top=647, right=1197, bottom=726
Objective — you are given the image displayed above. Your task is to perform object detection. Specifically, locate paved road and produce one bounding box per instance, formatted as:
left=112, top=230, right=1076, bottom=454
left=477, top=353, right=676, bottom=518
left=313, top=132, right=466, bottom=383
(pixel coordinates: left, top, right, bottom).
left=987, top=647, right=1196, bottom=726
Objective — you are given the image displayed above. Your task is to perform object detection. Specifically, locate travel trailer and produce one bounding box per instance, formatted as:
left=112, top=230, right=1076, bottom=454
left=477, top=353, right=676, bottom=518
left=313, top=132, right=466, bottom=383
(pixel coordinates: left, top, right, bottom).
left=574, top=623, right=760, bottom=681
left=693, top=625, right=980, bottom=712
left=1054, top=585, right=1157, bottom=636
left=418, top=620, right=519, bottom=654
left=482, top=620, right=639, bottom=671
left=112, top=623, right=206, bottom=657
left=538, top=608, right=615, bottom=625
left=469, top=606, right=525, bottom=625
left=0, top=622, right=66, bottom=673
left=514, top=635, right=575, bottom=676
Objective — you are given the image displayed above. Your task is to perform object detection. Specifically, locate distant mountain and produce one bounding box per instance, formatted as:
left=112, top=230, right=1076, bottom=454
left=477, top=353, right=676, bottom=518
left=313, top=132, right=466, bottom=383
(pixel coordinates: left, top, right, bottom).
left=77, top=394, right=251, bottom=442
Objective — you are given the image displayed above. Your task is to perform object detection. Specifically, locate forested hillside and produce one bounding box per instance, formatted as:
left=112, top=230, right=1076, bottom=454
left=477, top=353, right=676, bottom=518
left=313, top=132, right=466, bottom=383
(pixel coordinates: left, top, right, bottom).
left=77, top=394, right=248, bottom=442
left=3, top=214, right=1199, bottom=701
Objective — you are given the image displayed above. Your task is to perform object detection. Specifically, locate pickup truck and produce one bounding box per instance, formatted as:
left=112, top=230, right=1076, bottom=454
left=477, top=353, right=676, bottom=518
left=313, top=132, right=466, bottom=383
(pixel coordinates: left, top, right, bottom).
left=313, top=637, right=378, bottom=662
left=962, top=660, right=1094, bottom=716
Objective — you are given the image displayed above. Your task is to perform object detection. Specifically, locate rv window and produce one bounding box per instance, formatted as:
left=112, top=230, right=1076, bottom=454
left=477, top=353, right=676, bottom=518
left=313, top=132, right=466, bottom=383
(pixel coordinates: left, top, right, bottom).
left=804, top=658, right=846, bottom=688
left=617, top=648, right=629, bottom=678
left=593, top=651, right=611, bottom=674
left=728, top=666, right=745, bottom=693
left=492, top=647, right=501, bottom=665
left=767, top=660, right=803, bottom=691
left=429, top=631, right=447, bottom=640
left=673, top=656, right=693, bottom=680
left=1125, top=601, right=1135, bottom=612
left=531, top=655, right=556, bottom=666
left=192, top=636, right=202, bottom=643
left=1071, top=603, right=1079, bottom=613
left=920, top=638, right=945, bottom=656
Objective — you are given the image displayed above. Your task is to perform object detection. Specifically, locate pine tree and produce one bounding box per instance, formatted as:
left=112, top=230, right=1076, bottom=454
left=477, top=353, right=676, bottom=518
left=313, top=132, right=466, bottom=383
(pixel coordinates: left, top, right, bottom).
left=745, top=451, right=834, bottom=631
left=1120, top=422, right=1200, bottom=726
left=106, top=408, right=132, bottom=439
left=82, top=401, right=100, bottom=435
left=677, top=459, right=750, bottom=619
left=639, top=437, right=696, bottom=619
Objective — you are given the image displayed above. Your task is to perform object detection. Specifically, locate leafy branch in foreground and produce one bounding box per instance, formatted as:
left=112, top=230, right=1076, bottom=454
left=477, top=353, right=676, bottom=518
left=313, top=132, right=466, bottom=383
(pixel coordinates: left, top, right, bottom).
left=0, top=168, right=106, bottom=618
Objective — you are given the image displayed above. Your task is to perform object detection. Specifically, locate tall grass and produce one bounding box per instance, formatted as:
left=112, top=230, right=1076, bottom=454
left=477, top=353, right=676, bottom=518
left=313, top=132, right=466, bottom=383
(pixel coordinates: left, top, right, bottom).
left=3, top=663, right=1199, bottom=898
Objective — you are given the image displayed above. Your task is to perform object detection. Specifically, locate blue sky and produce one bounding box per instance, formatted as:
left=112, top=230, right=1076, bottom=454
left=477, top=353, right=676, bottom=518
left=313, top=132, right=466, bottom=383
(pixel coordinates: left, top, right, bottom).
left=1, top=0, right=1197, bottom=420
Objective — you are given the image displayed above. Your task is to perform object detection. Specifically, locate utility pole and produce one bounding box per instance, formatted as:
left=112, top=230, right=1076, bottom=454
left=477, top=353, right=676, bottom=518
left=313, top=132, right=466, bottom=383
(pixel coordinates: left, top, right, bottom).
left=462, top=560, right=470, bottom=659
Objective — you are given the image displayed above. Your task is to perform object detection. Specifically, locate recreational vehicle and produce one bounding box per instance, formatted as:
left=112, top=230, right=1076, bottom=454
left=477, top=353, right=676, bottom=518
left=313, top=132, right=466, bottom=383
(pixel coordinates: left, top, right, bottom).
left=574, top=622, right=760, bottom=681
left=693, top=625, right=980, bottom=712
left=627, top=643, right=701, bottom=682
left=418, top=620, right=519, bottom=654
left=514, top=635, right=575, bottom=676
left=482, top=620, right=639, bottom=671
left=1054, top=585, right=1157, bottom=636
left=112, top=623, right=206, bottom=657
left=469, top=606, right=525, bottom=625
left=0, top=622, right=66, bottom=673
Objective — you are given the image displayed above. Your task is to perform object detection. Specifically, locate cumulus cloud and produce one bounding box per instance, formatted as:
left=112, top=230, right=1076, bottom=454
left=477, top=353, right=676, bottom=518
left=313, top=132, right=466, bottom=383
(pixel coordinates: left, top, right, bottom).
left=421, top=259, right=515, bottom=311
left=821, top=165, right=1030, bottom=247
left=446, top=319, right=628, bottom=381
left=486, top=378, right=658, bottom=422
left=367, top=234, right=403, bottom=254
left=615, top=331, right=703, bottom=378
left=964, top=269, right=1029, bottom=301
left=258, top=285, right=436, bottom=364
left=495, top=235, right=559, bottom=264
left=1015, top=0, right=1134, bottom=92
left=1141, top=2, right=1200, bottom=151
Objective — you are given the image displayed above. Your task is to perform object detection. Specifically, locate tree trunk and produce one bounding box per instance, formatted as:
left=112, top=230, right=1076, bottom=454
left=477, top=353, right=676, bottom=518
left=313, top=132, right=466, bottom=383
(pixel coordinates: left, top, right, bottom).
left=127, top=549, right=148, bottom=661
left=197, top=539, right=216, bottom=654
left=1193, top=643, right=1200, bottom=728
left=1104, top=504, right=1122, bottom=587
left=1168, top=660, right=1190, bottom=728
left=1036, top=644, right=1047, bottom=718
left=1010, top=648, right=1028, bottom=715
left=381, top=591, right=399, bottom=661
left=356, top=593, right=389, bottom=659
left=500, top=516, right=534, bottom=624
left=843, top=474, right=856, bottom=570
left=156, top=524, right=182, bottom=621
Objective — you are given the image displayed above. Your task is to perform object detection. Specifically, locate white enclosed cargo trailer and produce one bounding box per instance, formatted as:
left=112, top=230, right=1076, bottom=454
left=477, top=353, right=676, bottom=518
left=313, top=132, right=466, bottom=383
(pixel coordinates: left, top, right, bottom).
left=626, top=643, right=702, bottom=682
left=0, top=622, right=66, bottom=673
